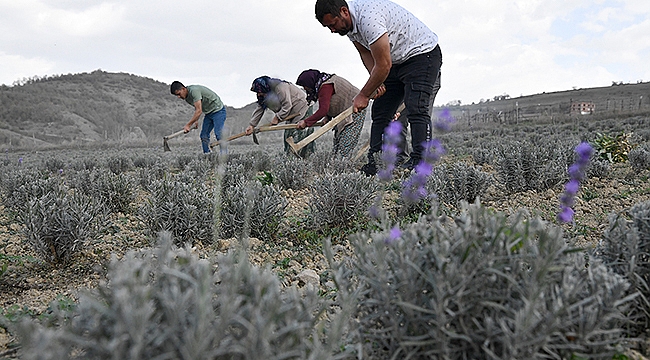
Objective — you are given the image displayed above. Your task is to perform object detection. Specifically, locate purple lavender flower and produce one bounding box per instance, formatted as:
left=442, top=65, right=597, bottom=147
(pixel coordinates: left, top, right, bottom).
left=558, top=206, right=574, bottom=223
left=558, top=142, right=593, bottom=223
left=401, top=140, right=447, bottom=204
left=378, top=121, right=403, bottom=182
left=18, top=157, right=23, bottom=164
left=385, top=225, right=402, bottom=244
left=433, top=108, right=455, bottom=132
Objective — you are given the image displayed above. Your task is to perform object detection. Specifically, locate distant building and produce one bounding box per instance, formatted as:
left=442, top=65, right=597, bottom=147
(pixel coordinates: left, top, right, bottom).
left=570, top=101, right=595, bottom=115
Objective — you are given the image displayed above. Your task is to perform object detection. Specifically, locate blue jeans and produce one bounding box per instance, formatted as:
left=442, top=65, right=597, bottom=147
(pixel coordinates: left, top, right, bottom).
left=369, top=45, right=442, bottom=163
left=201, top=107, right=226, bottom=153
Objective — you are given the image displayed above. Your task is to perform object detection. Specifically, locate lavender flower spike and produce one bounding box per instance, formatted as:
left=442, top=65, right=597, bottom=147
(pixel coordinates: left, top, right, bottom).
left=385, top=225, right=402, bottom=244
left=378, top=121, right=403, bottom=182
left=557, top=142, right=593, bottom=223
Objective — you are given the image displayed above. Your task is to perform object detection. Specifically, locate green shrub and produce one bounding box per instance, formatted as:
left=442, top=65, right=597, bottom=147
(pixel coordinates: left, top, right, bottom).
left=592, top=132, right=633, bottom=163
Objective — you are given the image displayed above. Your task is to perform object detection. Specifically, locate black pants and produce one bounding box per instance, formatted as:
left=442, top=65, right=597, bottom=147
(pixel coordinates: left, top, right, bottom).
left=368, top=45, right=443, bottom=163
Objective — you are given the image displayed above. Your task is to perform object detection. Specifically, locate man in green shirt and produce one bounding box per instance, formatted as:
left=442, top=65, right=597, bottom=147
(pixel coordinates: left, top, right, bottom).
left=170, top=81, right=227, bottom=153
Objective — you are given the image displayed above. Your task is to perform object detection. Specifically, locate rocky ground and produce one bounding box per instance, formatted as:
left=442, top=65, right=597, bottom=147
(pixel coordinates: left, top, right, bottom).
left=1, top=161, right=649, bottom=358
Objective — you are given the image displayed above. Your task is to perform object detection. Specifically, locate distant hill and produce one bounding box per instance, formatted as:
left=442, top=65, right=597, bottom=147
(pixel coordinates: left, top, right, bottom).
left=442, top=82, right=650, bottom=125
left=1, top=69, right=649, bottom=149
left=0, top=70, right=264, bottom=149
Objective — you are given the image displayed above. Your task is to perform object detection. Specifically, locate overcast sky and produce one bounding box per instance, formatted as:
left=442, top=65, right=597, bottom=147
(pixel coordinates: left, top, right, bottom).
left=1, top=0, right=649, bottom=108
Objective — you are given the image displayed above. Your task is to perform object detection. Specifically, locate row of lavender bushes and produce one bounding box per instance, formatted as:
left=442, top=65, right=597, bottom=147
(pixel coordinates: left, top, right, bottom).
left=9, top=198, right=650, bottom=359
left=0, top=115, right=649, bottom=358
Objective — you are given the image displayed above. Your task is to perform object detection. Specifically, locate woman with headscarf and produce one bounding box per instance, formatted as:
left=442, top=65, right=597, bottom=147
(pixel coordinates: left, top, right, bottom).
left=245, top=76, right=315, bottom=157
left=295, top=69, right=366, bottom=158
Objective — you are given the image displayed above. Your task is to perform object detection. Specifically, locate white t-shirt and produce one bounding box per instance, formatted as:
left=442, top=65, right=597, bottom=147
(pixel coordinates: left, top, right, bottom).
left=347, top=0, right=438, bottom=64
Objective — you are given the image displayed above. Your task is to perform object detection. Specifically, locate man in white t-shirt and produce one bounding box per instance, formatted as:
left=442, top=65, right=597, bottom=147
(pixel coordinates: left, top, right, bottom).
left=316, top=0, right=442, bottom=175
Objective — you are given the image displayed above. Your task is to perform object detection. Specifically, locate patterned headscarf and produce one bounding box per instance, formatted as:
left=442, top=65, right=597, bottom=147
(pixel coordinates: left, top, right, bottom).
left=251, top=76, right=284, bottom=109
left=296, top=69, right=333, bottom=103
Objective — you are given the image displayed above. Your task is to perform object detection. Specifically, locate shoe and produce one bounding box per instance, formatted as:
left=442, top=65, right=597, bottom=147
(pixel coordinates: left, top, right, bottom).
left=360, top=162, right=377, bottom=177
left=400, top=157, right=417, bottom=171
left=395, top=154, right=408, bottom=168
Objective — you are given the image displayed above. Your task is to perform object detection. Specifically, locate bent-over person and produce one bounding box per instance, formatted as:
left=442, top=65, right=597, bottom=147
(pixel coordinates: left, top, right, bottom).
left=245, top=76, right=316, bottom=157
left=295, top=69, right=366, bottom=158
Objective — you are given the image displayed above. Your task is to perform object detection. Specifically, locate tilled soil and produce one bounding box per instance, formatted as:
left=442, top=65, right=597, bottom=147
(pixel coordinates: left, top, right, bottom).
left=1, top=163, right=649, bottom=358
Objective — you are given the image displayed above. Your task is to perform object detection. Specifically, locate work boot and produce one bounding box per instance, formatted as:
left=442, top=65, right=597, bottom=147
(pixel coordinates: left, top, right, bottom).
left=360, top=153, right=378, bottom=177
left=400, top=157, right=420, bottom=171
left=360, top=162, right=377, bottom=177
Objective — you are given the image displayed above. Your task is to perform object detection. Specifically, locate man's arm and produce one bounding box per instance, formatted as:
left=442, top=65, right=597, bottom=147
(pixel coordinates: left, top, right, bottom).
left=352, top=33, right=391, bottom=112
left=184, top=100, right=202, bottom=133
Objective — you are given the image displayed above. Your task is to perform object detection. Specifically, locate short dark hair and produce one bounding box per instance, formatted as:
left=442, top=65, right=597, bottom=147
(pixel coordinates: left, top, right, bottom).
left=315, top=0, right=348, bottom=22
left=170, top=81, right=185, bottom=94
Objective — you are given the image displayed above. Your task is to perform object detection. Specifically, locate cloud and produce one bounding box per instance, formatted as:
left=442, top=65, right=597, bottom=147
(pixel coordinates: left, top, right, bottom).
left=0, top=52, right=54, bottom=85
left=0, top=0, right=648, bottom=107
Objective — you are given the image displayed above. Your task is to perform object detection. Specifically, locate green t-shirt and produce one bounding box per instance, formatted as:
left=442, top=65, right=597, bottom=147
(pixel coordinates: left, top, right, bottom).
left=185, top=85, right=224, bottom=114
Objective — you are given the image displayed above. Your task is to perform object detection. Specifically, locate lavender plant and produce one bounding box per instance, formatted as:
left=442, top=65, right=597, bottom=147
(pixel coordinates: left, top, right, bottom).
left=1, top=170, right=62, bottom=218
left=426, top=162, right=493, bottom=205
left=628, top=145, right=650, bottom=173
left=495, top=140, right=571, bottom=194
left=106, top=155, right=133, bottom=175
left=23, top=191, right=107, bottom=265
left=327, top=202, right=632, bottom=359
left=139, top=178, right=215, bottom=245
left=272, top=155, right=313, bottom=190
left=586, top=156, right=611, bottom=179
left=70, top=157, right=98, bottom=171
left=43, top=157, right=65, bottom=173
left=308, top=172, right=379, bottom=229
left=595, top=200, right=650, bottom=337
left=70, top=169, right=136, bottom=214
left=309, top=150, right=357, bottom=174
left=219, top=180, right=287, bottom=240
left=16, top=233, right=340, bottom=359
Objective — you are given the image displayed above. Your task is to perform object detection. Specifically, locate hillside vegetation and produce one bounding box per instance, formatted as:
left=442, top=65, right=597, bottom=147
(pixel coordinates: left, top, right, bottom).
left=0, top=70, right=259, bottom=148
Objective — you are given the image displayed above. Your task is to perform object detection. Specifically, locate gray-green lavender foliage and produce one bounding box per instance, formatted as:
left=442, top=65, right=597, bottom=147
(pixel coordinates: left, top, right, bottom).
left=308, top=172, right=379, bottom=228
left=595, top=200, right=650, bottom=337
left=16, top=233, right=340, bottom=360
left=139, top=178, right=216, bottom=245
left=273, top=155, right=313, bottom=190
left=219, top=180, right=287, bottom=240
left=426, top=162, right=493, bottom=205
left=308, top=150, right=358, bottom=175
left=0, top=168, right=49, bottom=216
left=494, top=140, right=571, bottom=194
left=70, top=169, right=136, bottom=214
left=586, top=157, right=612, bottom=179
left=327, top=202, right=632, bottom=359
left=628, top=145, right=650, bottom=173
left=43, top=156, right=66, bottom=173
left=24, top=191, right=107, bottom=265
left=106, top=155, right=133, bottom=175
left=471, top=147, right=495, bottom=166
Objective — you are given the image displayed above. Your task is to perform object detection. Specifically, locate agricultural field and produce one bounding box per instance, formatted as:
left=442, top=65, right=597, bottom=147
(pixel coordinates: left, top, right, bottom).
left=1, top=110, right=650, bottom=359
